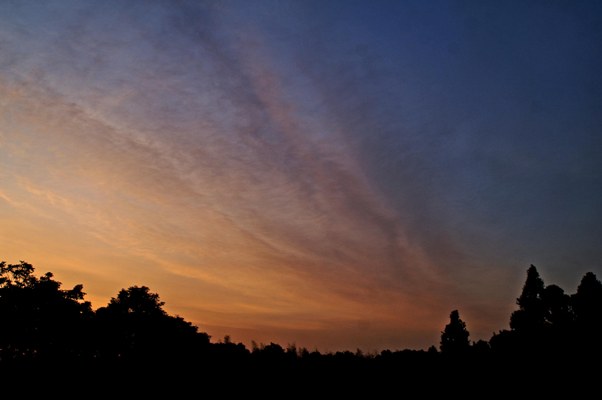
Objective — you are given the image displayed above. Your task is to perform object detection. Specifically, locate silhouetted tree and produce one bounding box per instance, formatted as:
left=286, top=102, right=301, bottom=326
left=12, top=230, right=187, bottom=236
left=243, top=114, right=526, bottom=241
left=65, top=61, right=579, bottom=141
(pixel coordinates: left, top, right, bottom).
left=0, top=261, right=93, bottom=363
left=542, top=284, right=572, bottom=329
left=495, top=266, right=602, bottom=358
left=112, top=285, right=165, bottom=314
left=572, top=272, right=602, bottom=326
left=538, top=283, right=573, bottom=353
left=95, top=285, right=208, bottom=363
left=440, top=310, right=470, bottom=355
left=571, top=272, right=602, bottom=353
left=510, top=265, right=546, bottom=334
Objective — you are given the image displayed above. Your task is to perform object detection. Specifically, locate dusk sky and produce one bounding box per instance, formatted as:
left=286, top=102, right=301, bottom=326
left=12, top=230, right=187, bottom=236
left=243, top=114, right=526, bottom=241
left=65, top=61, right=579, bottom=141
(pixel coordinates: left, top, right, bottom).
left=1, top=0, right=601, bottom=352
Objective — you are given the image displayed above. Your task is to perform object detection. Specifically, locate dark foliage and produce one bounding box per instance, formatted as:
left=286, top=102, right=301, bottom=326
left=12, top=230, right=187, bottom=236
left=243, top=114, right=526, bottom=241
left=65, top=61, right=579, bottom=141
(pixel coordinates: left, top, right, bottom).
left=0, top=261, right=93, bottom=364
left=440, top=309, right=470, bottom=355
left=0, top=260, right=600, bottom=394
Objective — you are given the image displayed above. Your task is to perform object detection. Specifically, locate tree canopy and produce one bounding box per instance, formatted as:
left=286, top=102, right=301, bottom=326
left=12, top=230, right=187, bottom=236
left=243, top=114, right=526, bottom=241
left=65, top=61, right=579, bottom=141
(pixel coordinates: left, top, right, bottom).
left=440, top=309, right=470, bottom=355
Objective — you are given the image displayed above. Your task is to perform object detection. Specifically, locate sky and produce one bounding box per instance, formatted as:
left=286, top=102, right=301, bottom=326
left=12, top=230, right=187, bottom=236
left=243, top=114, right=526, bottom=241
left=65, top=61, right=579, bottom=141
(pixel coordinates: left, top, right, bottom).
left=1, top=0, right=601, bottom=352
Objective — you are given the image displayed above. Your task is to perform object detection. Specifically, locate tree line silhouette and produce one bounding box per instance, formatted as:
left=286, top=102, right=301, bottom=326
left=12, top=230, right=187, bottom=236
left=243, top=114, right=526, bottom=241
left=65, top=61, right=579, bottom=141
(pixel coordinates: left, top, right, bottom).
left=1, top=260, right=600, bottom=393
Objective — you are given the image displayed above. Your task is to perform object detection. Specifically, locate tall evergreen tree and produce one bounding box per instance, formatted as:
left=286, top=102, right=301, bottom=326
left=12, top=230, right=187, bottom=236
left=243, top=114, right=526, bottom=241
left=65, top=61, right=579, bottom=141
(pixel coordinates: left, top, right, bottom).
left=510, top=265, right=545, bottom=334
left=571, top=272, right=602, bottom=352
left=440, top=310, right=470, bottom=355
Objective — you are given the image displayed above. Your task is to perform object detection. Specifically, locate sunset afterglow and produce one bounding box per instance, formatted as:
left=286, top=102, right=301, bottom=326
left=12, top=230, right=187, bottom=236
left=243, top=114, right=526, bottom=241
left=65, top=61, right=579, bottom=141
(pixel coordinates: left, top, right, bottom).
left=1, top=0, right=601, bottom=352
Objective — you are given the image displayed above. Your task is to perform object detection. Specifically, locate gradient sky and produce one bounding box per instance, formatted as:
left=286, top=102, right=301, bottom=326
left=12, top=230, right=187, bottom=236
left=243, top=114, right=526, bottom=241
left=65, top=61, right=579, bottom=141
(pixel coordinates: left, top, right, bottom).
left=1, top=0, right=601, bottom=352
